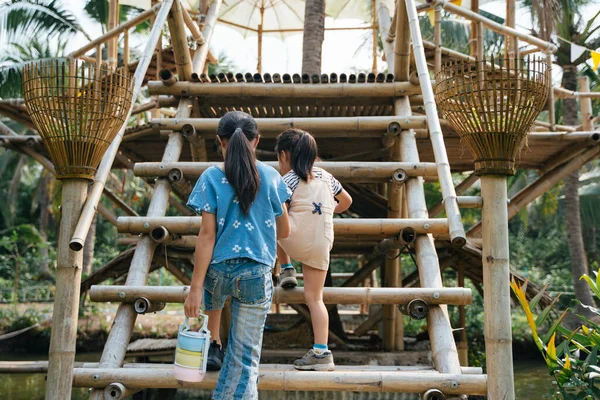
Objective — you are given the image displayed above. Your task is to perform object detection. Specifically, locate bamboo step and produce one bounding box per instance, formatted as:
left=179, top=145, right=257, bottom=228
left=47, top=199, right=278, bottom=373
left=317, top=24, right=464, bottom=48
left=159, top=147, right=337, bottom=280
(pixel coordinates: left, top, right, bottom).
left=116, top=216, right=450, bottom=237
left=134, top=161, right=438, bottom=183
left=72, top=365, right=487, bottom=395
left=147, top=81, right=422, bottom=98
left=151, top=116, right=428, bottom=137
left=89, top=285, right=473, bottom=306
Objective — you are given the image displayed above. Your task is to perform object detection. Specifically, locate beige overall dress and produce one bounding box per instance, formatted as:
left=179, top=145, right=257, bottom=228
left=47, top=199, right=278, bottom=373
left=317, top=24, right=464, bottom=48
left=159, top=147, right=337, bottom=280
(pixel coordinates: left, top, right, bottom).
left=278, top=172, right=336, bottom=270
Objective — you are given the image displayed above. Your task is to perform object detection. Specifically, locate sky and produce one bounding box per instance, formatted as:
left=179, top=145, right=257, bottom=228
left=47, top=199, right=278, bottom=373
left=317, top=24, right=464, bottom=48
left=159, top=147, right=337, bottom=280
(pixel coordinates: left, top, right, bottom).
left=61, top=0, right=599, bottom=78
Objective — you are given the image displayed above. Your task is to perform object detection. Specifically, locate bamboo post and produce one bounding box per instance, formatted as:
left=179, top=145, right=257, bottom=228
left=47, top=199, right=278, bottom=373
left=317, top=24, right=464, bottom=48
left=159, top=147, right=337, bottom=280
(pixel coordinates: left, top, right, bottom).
left=481, top=176, right=514, bottom=399
left=371, top=0, right=378, bottom=73
left=108, top=0, right=119, bottom=68
left=505, top=0, right=516, bottom=60
left=167, top=0, right=193, bottom=81
left=87, top=2, right=222, bottom=399
left=580, top=76, right=593, bottom=133
left=70, top=0, right=175, bottom=251
left=394, top=0, right=411, bottom=81
left=457, top=264, right=468, bottom=366
left=547, top=52, right=556, bottom=130
left=434, top=6, right=442, bottom=74
left=376, top=0, right=396, bottom=71
left=45, top=180, right=88, bottom=400
left=469, top=0, right=479, bottom=57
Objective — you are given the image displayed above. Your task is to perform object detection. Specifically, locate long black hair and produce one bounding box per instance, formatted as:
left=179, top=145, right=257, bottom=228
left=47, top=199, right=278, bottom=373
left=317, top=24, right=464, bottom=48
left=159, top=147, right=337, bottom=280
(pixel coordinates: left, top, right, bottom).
left=275, top=128, right=318, bottom=181
left=217, top=111, right=260, bottom=214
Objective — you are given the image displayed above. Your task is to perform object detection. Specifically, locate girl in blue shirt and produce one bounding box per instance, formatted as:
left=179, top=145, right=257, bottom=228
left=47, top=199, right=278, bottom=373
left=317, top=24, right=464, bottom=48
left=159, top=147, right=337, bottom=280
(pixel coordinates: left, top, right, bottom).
left=185, top=111, right=291, bottom=400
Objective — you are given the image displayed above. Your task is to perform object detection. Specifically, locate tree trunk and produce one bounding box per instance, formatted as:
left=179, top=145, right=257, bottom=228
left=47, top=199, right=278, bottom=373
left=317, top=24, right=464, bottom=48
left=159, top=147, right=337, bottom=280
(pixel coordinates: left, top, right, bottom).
left=301, top=0, right=325, bottom=75
left=561, top=65, right=597, bottom=315
left=82, top=214, right=98, bottom=276
left=8, top=155, right=26, bottom=227
left=38, top=172, right=54, bottom=281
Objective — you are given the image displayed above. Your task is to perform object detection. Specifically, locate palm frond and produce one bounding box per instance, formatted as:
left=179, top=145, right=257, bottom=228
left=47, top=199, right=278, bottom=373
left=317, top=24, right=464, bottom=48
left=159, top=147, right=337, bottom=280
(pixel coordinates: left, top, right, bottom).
left=0, top=0, right=90, bottom=44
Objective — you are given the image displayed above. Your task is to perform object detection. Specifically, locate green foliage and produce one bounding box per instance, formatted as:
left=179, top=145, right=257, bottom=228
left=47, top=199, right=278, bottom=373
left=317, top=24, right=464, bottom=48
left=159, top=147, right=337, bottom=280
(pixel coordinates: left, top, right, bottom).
left=511, top=271, right=600, bottom=399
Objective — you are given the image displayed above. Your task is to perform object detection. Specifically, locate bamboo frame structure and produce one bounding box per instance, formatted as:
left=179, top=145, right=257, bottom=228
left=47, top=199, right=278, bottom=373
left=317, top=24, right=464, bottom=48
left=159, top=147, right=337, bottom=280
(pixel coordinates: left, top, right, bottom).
left=70, top=0, right=175, bottom=251
left=72, top=366, right=488, bottom=394
left=86, top=2, right=222, bottom=399
left=89, top=285, right=473, bottom=306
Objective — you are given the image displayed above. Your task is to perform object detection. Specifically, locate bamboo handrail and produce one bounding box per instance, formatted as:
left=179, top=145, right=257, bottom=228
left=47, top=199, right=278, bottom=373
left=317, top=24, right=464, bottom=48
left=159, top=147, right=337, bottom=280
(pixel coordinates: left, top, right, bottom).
left=116, top=216, right=450, bottom=236
left=425, top=0, right=557, bottom=53
left=89, top=286, right=473, bottom=305
left=72, top=367, right=487, bottom=394
left=406, top=0, right=466, bottom=247
left=147, top=81, right=422, bottom=97
left=133, top=161, right=439, bottom=181
left=69, top=4, right=162, bottom=58
left=152, top=116, right=429, bottom=135
left=553, top=87, right=600, bottom=99
left=69, top=0, right=175, bottom=251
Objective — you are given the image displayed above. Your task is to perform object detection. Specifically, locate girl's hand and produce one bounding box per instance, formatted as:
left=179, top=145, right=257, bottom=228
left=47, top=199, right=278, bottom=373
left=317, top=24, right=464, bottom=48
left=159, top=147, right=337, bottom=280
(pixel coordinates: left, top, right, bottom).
left=184, top=289, right=203, bottom=318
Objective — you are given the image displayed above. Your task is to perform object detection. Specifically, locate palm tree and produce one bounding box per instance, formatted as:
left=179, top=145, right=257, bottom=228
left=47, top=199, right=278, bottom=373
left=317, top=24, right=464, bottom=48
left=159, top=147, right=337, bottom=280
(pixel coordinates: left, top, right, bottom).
left=526, top=0, right=600, bottom=317
left=302, top=0, right=325, bottom=75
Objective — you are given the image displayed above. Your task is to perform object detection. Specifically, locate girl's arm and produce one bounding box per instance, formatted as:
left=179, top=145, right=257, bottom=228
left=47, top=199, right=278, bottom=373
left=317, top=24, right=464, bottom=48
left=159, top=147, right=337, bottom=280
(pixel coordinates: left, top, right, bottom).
left=184, top=212, right=217, bottom=318
left=276, top=203, right=291, bottom=239
left=334, top=189, right=353, bottom=214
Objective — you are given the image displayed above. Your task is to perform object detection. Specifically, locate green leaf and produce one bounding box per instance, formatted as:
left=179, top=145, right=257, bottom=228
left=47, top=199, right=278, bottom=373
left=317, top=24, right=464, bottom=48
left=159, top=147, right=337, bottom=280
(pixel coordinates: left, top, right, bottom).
left=581, top=275, right=600, bottom=298
left=536, top=295, right=562, bottom=327
left=547, top=333, right=559, bottom=369
left=530, top=283, right=550, bottom=310
left=542, top=310, right=568, bottom=344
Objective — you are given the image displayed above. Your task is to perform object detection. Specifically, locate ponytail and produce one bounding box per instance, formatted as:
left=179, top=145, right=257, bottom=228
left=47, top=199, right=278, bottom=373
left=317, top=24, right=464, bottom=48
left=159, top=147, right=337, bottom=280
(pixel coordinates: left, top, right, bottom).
left=275, top=129, right=318, bottom=181
left=223, top=128, right=260, bottom=215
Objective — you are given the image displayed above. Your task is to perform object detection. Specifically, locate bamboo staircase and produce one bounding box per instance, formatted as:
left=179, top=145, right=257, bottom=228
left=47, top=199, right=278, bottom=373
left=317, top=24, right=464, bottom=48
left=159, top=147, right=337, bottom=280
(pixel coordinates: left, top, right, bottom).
left=75, top=0, right=488, bottom=398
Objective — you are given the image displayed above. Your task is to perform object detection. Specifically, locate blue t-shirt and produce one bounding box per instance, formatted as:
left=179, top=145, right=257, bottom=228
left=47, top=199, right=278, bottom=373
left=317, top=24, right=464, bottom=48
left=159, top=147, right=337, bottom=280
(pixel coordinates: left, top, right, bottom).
left=187, top=162, right=291, bottom=266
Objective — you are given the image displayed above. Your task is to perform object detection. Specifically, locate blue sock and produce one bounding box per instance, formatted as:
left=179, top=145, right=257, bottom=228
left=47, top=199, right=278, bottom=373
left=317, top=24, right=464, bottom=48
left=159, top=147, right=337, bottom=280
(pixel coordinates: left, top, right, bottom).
left=313, top=343, right=328, bottom=354
left=280, top=263, right=294, bottom=270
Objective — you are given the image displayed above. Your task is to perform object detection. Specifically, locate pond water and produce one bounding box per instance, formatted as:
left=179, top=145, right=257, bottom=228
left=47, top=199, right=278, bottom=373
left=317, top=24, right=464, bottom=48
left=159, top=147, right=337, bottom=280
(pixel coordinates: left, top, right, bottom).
left=0, top=353, right=552, bottom=400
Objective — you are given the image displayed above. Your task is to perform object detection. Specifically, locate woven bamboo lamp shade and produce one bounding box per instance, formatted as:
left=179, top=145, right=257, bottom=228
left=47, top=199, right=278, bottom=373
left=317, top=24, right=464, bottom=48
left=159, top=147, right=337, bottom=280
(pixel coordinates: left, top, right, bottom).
left=22, top=59, right=135, bottom=180
left=434, top=56, right=550, bottom=175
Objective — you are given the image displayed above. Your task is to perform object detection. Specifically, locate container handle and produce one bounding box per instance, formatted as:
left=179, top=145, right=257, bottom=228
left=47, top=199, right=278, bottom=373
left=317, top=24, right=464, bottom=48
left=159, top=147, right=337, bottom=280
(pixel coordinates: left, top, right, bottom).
left=180, top=313, right=209, bottom=333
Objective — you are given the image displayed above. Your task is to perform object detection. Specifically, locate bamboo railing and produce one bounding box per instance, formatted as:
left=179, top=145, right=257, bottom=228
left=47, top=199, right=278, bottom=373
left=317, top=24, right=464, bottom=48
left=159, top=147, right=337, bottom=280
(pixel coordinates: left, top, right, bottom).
left=89, top=285, right=473, bottom=306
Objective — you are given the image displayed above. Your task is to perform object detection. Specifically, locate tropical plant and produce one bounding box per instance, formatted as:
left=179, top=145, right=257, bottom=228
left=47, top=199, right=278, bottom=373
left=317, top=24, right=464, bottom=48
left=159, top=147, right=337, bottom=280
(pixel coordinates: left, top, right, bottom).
left=511, top=271, right=600, bottom=399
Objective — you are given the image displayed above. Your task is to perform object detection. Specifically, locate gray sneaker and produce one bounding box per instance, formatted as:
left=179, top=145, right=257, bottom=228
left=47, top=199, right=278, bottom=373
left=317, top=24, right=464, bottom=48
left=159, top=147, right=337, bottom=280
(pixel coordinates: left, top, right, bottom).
left=278, top=268, right=298, bottom=289
left=293, top=349, right=335, bottom=371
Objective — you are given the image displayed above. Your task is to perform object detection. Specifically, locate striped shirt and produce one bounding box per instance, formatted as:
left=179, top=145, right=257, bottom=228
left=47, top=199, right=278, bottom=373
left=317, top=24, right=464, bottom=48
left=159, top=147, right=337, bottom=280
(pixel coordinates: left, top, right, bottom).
left=282, top=167, right=343, bottom=199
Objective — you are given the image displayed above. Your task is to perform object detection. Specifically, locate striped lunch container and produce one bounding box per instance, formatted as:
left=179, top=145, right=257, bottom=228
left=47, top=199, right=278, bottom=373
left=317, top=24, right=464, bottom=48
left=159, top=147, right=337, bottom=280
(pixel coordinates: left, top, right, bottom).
left=174, top=315, right=211, bottom=382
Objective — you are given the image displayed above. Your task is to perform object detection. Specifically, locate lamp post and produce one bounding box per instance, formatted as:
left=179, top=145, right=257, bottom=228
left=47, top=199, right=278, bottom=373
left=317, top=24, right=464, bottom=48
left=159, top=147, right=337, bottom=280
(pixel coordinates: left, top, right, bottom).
left=23, top=59, right=134, bottom=399
left=435, top=56, right=550, bottom=399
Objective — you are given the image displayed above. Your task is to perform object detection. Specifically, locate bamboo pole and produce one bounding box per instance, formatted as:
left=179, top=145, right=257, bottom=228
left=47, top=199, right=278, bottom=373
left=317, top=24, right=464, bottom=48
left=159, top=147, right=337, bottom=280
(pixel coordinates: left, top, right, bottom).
left=354, top=307, right=384, bottom=336
left=457, top=264, right=468, bottom=366
left=134, top=161, right=438, bottom=181
left=580, top=76, right=594, bottom=136
left=72, top=367, right=488, bottom=394
left=116, top=216, right=450, bottom=236
left=547, top=53, right=556, bottom=130
left=45, top=180, right=88, bottom=400
left=89, top=285, right=472, bottom=305
left=152, top=116, right=429, bottom=136
left=147, top=82, right=422, bottom=97
left=426, top=0, right=557, bottom=53
left=481, top=176, right=515, bottom=399
left=70, top=0, right=175, bottom=252
left=88, top=3, right=221, bottom=399
left=505, top=0, right=516, bottom=60
left=406, top=0, right=466, bottom=247
left=470, top=0, right=479, bottom=57
left=468, top=146, right=600, bottom=237
left=434, top=6, right=442, bottom=74
left=108, top=0, right=119, bottom=68
left=377, top=0, right=395, bottom=71
left=181, top=6, right=204, bottom=44
left=371, top=0, right=378, bottom=73
left=394, top=0, right=411, bottom=81
left=553, top=86, right=600, bottom=99
left=167, top=0, right=193, bottom=81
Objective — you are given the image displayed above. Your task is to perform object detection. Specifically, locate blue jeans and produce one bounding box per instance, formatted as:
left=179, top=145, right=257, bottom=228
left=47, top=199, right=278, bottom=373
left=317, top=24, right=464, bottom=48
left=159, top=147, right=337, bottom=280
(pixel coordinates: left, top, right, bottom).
left=203, top=258, right=273, bottom=400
